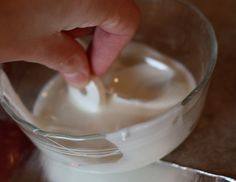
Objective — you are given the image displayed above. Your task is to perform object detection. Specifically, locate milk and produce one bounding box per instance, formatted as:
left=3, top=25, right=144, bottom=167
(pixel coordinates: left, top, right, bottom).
left=32, top=42, right=196, bottom=173
left=41, top=158, right=194, bottom=182
left=33, top=43, right=195, bottom=135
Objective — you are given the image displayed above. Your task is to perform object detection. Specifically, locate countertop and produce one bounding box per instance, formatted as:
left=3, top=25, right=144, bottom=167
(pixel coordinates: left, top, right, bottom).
left=0, top=0, right=236, bottom=181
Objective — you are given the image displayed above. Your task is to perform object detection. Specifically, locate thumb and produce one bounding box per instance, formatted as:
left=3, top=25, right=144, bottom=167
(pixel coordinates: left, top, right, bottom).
left=29, top=33, right=90, bottom=86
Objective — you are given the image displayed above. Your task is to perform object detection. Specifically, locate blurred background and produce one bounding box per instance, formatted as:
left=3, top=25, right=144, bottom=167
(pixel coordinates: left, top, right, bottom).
left=165, top=0, right=236, bottom=178
left=0, top=0, right=236, bottom=181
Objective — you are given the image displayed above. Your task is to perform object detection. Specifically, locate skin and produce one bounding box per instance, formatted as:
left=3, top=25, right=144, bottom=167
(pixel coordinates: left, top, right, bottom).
left=0, top=0, right=140, bottom=86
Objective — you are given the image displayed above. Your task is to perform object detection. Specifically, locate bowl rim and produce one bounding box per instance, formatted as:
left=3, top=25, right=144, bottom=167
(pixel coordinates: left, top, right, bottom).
left=0, top=0, right=217, bottom=143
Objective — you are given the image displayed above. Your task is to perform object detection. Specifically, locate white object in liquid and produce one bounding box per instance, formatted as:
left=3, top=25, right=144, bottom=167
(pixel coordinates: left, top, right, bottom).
left=68, top=78, right=107, bottom=113
left=32, top=42, right=196, bottom=173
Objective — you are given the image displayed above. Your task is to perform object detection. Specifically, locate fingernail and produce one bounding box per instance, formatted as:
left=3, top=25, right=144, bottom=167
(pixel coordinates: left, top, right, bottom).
left=63, top=69, right=90, bottom=88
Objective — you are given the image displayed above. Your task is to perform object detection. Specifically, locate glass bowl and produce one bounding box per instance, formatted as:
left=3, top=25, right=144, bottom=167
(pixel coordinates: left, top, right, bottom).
left=0, top=0, right=217, bottom=173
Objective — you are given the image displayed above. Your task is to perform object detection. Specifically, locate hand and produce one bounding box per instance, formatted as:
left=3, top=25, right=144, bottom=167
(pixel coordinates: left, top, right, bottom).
left=0, top=0, right=140, bottom=86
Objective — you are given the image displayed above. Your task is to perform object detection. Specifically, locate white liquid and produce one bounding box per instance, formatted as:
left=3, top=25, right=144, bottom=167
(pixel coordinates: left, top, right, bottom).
left=41, top=158, right=194, bottom=182
left=32, top=42, right=196, bottom=173
left=33, top=45, right=195, bottom=135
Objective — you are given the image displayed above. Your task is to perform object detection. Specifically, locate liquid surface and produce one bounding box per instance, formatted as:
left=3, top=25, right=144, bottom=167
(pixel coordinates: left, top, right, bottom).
left=33, top=42, right=196, bottom=136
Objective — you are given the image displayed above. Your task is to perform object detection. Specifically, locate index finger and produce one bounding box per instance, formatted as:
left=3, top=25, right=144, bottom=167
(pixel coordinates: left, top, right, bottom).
left=88, top=1, right=140, bottom=75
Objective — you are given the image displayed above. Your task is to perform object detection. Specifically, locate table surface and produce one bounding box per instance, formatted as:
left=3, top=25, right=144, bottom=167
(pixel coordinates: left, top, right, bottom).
left=0, top=0, right=236, bottom=180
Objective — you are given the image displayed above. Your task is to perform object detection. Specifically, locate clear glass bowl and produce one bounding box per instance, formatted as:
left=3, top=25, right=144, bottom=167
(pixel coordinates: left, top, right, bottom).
left=0, top=0, right=217, bottom=173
